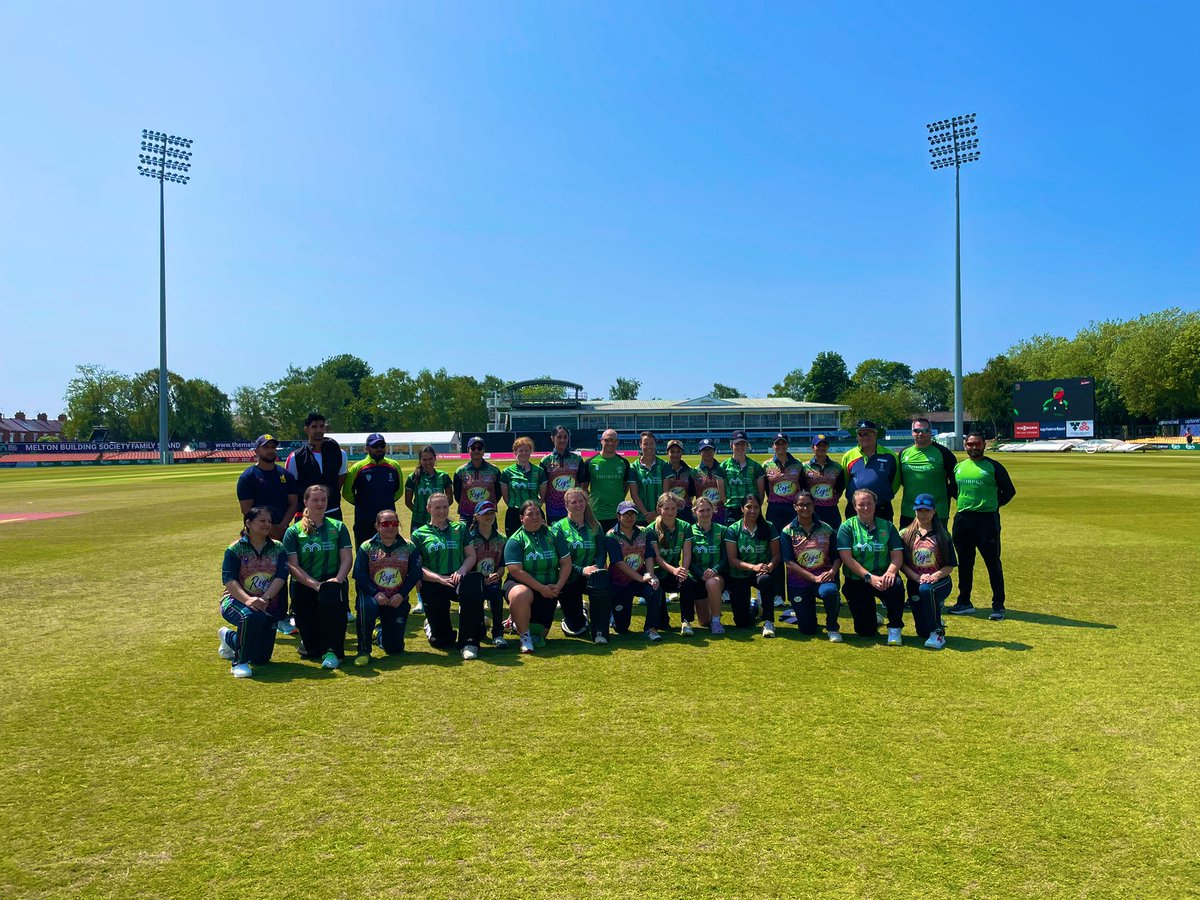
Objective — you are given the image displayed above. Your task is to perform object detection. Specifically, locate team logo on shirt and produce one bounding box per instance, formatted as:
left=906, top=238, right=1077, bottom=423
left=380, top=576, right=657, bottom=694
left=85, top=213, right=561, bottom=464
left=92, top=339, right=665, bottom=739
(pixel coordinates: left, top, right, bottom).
left=553, top=475, right=574, bottom=491
left=624, top=554, right=642, bottom=568
left=468, top=487, right=489, bottom=503
left=670, top=486, right=686, bottom=498
left=374, top=567, right=402, bottom=587
left=244, top=573, right=271, bottom=594
left=703, top=488, right=720, bottom=503
left=811, top=484, right=833, bottom=500
left=912, top=547, right=935, bottom=567
left=773, top=482, right=795, bottom=496
left=478, top=558, right=496, bottom=575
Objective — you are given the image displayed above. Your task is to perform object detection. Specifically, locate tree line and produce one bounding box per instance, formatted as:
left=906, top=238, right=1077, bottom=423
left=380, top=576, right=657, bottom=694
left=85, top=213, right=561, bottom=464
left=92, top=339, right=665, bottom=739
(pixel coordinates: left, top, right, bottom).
left=60, top=308, right=1198, bottom=441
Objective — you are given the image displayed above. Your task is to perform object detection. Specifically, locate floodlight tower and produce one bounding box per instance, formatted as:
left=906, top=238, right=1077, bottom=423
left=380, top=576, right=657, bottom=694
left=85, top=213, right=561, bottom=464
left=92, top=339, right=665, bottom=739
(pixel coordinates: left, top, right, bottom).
left=926, top=113, right=979, bottom=450
left=137, top=130, right=193, bottom=465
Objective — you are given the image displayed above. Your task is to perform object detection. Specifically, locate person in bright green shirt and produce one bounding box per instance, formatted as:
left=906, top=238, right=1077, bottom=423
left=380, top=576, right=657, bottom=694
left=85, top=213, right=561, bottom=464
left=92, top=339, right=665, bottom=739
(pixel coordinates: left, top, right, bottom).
left=630, top=431, right=668, bottom=525
left=411, top=493, right=476, bottom=654
left=404, top=445, right=453, bottom=531
left=550, top=487, right=608, bottom=641
left=948, top=432, right=1016, bottom=619
left=836, top=488, right=906, bottom=643
left=504, top=500, right=572, bottom=654
left=688, top=495, right=729, bottom=633
left=723, top=494, right=782, bottom=636
left=719, top=430, right=766, bottom=514
left=898, top=417, right=958, bottom=526
left=283, top=484, right=353, bottom=669
left=650, top=492, right=693, bottom=635
left=500, top=436, right=548, bottom=535
left=586, top=429, right=633, bottom=530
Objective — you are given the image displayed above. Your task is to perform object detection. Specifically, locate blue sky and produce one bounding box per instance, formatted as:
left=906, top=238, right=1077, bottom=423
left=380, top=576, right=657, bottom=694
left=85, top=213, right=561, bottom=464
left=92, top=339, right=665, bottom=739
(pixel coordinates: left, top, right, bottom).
left=2, top=1, right=1197, bottom=417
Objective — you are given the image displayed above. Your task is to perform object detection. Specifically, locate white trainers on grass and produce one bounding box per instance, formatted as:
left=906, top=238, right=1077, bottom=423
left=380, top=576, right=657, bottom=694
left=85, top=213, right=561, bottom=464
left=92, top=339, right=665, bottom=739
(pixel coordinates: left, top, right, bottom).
left=218, top=628, right=236, bottom=660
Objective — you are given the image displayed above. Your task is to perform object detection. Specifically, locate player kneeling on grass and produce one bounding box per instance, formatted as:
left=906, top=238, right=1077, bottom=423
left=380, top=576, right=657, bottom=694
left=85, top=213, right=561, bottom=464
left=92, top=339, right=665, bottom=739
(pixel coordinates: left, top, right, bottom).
left=606, top=500, right=666, bottom=642
left=899, top=493, right=956, bottom=650
left=411, top=494, right=480, bottom=659
left=687, top=495, right=728, bottom=634
left=504, top=500, right=573, bottom=654
left=724, top=494, right=783, bottom=637
left=283, top=485, right=353, bottom=669
left=651, top=492, right=695, bottom=636
left=836, top=489, right=906, bottom=645
left=780, top=491, right=843, bottom=642
left=549, top=487, right=606, bottom=642
left=352, top=510, right=422, bottom=666
left=219, top=506, right=289, bottom=678
left=466, top=500, right=509, bottom=649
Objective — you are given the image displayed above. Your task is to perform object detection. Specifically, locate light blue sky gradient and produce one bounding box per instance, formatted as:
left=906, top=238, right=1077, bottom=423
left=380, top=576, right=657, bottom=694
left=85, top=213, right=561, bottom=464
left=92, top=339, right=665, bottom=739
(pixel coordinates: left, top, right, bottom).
left=1, top=1, right=1196, bottom=416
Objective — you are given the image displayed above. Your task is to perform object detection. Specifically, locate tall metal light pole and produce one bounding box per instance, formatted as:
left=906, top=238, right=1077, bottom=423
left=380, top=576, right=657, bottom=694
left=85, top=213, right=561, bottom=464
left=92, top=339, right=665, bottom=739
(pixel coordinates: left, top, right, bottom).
left=927, top=113, right=979, bottom=450
left=137, top=130, right=193, bottom=465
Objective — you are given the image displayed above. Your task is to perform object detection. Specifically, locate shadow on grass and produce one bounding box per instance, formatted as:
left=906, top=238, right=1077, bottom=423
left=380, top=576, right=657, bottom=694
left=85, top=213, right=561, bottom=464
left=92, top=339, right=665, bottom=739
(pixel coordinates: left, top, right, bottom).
left=999, top=608, right=1115, bottom=630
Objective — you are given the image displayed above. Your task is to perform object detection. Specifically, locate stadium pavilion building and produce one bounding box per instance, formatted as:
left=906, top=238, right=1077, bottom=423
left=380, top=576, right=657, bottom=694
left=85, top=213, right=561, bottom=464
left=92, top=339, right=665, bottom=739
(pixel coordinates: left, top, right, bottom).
left=485, top=379, right=850, bottom=452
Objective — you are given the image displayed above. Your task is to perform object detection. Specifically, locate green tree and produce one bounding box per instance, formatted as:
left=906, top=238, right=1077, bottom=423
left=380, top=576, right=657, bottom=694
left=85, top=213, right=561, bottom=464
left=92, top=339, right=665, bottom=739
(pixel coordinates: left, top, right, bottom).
left=232, top=384, right=277, bottom=439
left=913, top=367, right=953, bottom=411
left=1108, top=309, right=1200, bottom=417
left=711, top=382, right=743, bottom=399
left=804, top=352, right=851, bottom=403
left=609, top=377, right=641, bottom=400
left=270, top=365, right=354, bottom=436
left=852, top=359, right=915, bottom=393
left=62, top=364, right=132, bottom=439
left=174, top=377, right=234, bottom=441
left=838, top=384, right=918, bottom=431
left=770, top=368, right=808, bottom=402
left=963, top=355, right=1022, bottom=437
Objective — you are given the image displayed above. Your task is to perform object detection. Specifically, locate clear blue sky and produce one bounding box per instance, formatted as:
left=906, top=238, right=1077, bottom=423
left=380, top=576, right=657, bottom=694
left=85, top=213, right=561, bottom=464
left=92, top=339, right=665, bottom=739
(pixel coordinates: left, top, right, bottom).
left=2, top=1, right=1197, bottom=417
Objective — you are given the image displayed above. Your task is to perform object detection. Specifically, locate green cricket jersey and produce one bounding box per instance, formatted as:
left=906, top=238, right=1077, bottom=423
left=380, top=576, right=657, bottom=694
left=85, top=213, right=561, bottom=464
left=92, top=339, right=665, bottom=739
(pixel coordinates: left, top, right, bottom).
left=283, top=518, right=351, bottom=580
left=406, top=469, right=453, bottom=530
left=586, top=454, right=632, bottom=519
left=899, top=444, right=954, bottom=519
left=551, top=517, right=606, bottom=581
left=836, top=516, right=903, bottom=580
left=630, top=456, right=668, bottom=523
left=411, top=520, right=468, bottom=576
left=504, top=526, right=570, bottom=585
left=689, top=521, right=728, bottom=578
left=724, top=519, right=778, bottom=578
left=719, top=456, right=765, bottom=512
left=954, top=457, right=1015, bottom=512
left=500, top=462, right=547, bottom=511
left=650, top=516, right=690, bottom=569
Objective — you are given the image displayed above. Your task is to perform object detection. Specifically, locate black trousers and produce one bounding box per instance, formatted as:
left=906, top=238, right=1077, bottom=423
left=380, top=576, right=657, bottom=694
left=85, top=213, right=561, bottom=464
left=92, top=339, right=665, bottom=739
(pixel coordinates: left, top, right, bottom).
left=659, top=570, right=705, bottom=625
left=503, top=580, right=559, bottom=633
left=842, top=578, right=905, bottom=635
left=553, top=579, right=594, bottom=636
left=788, top=579, right=842, bottom=634
left=765, top=502, right=794, bottom=534
left=953, top=511, right=1005, bottom=609
left=504, top=508, right=522, bottom=538
left=725, top=569, right=784, bottom=627
left=356, top=595, right=410, bottom=656
left=291, top=581, right=346, bottom=659
left=421, top=581, right=484, bottom=649
left=813, top=505, right=842, bottom=530
left=611, top=581, right=664, bottom=633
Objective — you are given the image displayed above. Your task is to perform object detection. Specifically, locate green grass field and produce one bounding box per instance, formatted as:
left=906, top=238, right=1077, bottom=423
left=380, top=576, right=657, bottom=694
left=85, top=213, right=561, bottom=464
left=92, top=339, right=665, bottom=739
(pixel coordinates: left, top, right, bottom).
left=1, top=454, right=1198, bottom=898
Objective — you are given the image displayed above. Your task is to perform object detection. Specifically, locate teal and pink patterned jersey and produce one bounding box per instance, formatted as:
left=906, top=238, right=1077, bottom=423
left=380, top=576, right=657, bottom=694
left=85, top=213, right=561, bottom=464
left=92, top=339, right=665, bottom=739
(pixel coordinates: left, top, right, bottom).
left=780, top=519, right=836, bottom=586
left=221, top=537, right=288, bottom=614
left=540, top=451, right=589, bottom=517
left=605, top=525, right=656, bottom=587
left=453, top=461, right=502, bottom=517
left=763, top=454, right=804, bottom=505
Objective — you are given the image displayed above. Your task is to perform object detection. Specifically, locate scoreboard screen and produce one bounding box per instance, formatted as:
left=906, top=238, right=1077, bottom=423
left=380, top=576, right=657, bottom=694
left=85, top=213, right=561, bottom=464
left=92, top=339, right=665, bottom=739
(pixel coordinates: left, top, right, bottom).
left=1012, top=378, right=1096, bottom=439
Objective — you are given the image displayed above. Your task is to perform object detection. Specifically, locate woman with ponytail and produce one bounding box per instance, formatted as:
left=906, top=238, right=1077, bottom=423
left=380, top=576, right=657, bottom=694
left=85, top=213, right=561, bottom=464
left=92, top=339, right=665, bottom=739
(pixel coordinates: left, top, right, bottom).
left=217, top=506, right=289, bottom=678
left=283, top=484, right=353, bottom=669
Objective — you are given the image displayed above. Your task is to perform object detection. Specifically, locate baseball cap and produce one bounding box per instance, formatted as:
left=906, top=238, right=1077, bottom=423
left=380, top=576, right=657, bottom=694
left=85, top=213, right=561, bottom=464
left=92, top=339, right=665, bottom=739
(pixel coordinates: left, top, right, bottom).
left=666, top=439, right=684, bottom=450
left=617, top=500, right=638, bottom=515
left=811, top=434, right=829, bottom=447
left=467, top=436, right=485, bottom=448
left=913, top=493, right=937, bottom=511
left=254, top=434, right=278, bottom=449
left=698, top=439, right=716, bottom=451
left=856, top=419, right=879, bottom=433
left=474, top=500, right=497, bottom=516
left=730, top=430, right=749, bottom=444
left=773, top=432, right=789, bottom=444
left=365, top=433, right=386, bottom=447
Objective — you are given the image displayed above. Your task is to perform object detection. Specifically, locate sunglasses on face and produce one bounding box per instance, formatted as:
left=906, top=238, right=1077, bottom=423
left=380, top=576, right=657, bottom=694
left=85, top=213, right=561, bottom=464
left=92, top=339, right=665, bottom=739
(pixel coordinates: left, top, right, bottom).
left=912, top=428, right=930, bottom=433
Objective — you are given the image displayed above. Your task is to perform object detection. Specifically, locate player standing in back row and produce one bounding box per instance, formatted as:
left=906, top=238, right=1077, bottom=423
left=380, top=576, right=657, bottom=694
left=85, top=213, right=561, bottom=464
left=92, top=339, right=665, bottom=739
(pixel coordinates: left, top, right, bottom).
left=541, top=426, right=589, bottom=525
left=948, top=433, right=1015, bottom=620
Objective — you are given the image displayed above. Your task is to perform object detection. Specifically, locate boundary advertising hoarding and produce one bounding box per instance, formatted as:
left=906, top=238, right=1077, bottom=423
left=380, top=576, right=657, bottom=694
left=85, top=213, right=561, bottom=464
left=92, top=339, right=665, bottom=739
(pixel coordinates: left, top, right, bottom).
left=1012, top=378, right=1096, bottom=440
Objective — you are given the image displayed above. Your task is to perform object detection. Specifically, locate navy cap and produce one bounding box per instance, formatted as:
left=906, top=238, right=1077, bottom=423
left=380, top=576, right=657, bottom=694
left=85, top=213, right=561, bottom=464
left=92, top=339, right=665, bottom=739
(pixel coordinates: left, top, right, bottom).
left=467, top=436, right=485, bottom=448
left=913, top=493, right=937, bottom=511
left=365, top=433, right=386, bottom=446
left=773, top=433, right=789, bottom=444
left=856, top=420, right=879, bottom=433
left=698, top=439, right=716, bottom=451
left=730, top=430, right=749, bottom=443
left=617, top=500, right=638, bottom=515
left=254, top=434, right=278, bottom=449
left=812, top=434, right=829, bottom=447
left=474, top=500, right=497, bottom=516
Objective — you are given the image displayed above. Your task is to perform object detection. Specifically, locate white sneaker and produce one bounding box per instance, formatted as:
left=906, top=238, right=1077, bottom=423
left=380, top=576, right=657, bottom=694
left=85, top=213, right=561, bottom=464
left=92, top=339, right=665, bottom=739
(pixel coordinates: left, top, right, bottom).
left=321, top=651, right=340, bottom=669
left=680, top=621, right=694, bottom=636
left=217, top=627, right=236, bottom=660
left=721, top=590, right=730, bottom=603
left=762, top=621, right=776, bottom=638
left=594, top=633, right=608, bottom=645
left=773, top=595, right=784, bottom=608
left=667, top=593, right=679, bottom=603
left=924, top=632, right=946, bottom=650
left=876, top=612, right=886, bottom=626
left=413, top=598, right=424, bottom=615
left=231, top=663, right=253, bottom=678
left=828, top=630, right=843, bottom=643
left=462, top=645, right=478, bottom=660
left=635, top=596, right=645, bottom=606
left=519, top=633, right=535, bottom=654
left=492, top=636, right=508, bottom=649
left=276, top=619, right=297, bottom=635
left=647, top=629, right=662, bottom=642
left=886, top=627, right=902, bottom=647
left=711, top=620, right=725, bottom=635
